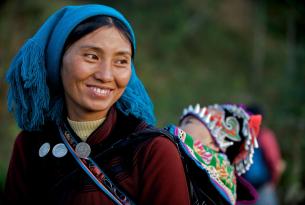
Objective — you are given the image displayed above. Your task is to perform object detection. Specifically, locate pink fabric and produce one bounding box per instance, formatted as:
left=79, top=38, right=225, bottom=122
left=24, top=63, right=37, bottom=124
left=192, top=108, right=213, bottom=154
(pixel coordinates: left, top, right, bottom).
left=258, top=127, right=282, bottom=185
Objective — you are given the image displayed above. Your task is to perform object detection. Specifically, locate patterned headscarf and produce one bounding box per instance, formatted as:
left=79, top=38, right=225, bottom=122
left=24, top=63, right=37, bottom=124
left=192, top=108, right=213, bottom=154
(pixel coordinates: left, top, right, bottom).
left=6, top=4, right=156, bottom=131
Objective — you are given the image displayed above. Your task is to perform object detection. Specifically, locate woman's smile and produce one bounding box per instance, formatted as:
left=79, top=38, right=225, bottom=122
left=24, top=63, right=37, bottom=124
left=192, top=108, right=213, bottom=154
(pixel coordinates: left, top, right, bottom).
left=87, top=85, right=113, bottom=97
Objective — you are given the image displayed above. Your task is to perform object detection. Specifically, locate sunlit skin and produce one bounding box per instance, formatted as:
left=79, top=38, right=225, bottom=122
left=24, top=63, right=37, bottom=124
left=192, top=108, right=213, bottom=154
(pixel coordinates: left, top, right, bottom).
left=61, top=26, right=132, bottom=121
left=180, top=116, right=220, bottom=151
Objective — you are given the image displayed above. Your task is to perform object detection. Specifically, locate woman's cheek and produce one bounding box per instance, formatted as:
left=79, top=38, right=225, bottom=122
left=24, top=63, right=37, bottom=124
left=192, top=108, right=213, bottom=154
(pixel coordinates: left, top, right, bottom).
left=116, top=68, right=132, bottom=87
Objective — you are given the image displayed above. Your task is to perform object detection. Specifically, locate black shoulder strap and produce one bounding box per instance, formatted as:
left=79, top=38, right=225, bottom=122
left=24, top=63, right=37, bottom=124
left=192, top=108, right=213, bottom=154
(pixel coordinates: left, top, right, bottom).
left=94, top=126, right=177, bottom=160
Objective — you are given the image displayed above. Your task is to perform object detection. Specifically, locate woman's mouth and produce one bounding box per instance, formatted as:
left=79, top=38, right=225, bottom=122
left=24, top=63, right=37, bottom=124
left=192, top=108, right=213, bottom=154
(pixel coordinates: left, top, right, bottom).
left=89, top=86, right=112, bottom=97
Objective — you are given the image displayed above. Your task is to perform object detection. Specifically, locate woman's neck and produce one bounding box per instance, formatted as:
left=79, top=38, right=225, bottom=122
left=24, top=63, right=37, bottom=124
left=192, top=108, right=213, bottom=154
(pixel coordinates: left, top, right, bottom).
left=67, top=117, right=106, bottom=141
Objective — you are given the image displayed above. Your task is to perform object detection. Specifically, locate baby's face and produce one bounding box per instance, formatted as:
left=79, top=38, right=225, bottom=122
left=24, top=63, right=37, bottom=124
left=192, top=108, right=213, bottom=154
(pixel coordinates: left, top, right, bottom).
left=180, top=116, right=219, bottom=151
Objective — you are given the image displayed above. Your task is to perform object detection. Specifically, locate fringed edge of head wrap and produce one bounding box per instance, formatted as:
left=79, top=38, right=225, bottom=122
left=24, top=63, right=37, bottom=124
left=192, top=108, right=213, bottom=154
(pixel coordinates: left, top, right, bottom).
left=116, top=64, right=156, bottom=125
left=6, top=39, right=50, bottom=131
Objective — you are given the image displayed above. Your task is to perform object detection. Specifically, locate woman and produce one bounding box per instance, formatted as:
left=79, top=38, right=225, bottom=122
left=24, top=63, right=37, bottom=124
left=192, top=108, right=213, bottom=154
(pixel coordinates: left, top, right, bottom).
left=4, top=4, right=190, bottom=205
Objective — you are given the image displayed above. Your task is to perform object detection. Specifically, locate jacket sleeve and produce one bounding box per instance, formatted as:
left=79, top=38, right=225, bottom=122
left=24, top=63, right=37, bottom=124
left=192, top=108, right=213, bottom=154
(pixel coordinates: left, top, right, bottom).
left=136, top=136, right=190, bottom=205
left=4, top=132, right=33, bottom=205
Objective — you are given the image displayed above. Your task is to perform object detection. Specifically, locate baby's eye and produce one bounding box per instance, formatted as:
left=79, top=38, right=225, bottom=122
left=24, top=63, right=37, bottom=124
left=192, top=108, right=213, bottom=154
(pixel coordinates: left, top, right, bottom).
left=184, top=120, right=191, bottom=125
left=183, top=118, right=194, bottom=125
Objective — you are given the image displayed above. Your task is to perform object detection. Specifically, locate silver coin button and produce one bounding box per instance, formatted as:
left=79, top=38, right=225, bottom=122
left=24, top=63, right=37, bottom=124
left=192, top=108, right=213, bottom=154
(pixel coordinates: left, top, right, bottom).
left=75, top=142, right=91, bottom=159
left=52, top=143, right=68, bottom=158
left=39, top=142, right=50, bottom=157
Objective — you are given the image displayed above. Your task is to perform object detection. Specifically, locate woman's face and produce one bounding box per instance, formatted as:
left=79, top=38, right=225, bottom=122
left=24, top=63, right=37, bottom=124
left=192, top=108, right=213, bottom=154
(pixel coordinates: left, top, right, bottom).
left=180, top=116, right=219, bottom=151
left=61, top=26, right=132, bottom=121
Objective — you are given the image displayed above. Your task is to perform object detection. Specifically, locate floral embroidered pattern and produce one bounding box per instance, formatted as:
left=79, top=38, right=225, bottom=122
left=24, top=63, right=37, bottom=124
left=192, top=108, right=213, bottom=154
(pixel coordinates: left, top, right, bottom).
left=168, top=125, right=237, bottom=205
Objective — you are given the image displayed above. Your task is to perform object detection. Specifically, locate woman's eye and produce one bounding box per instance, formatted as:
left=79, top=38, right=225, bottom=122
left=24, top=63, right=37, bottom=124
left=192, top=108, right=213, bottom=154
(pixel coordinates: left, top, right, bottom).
left=84, top=53, right=98, bottom=60
left=114, top=58, right=130, bottom=66
left=119, top=60, right=127, bottom=64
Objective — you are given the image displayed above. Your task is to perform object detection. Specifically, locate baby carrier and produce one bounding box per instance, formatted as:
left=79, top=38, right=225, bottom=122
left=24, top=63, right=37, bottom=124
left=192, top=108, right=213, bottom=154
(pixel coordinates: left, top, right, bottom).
left=95, top=125, right=255, bottom=205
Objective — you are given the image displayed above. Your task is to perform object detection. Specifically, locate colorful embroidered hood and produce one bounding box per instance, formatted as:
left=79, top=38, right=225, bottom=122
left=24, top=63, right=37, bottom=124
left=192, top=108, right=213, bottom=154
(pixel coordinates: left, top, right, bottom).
left=6, top=4, right=156, bottom=131
left=180, top=104, right=262, bottom=176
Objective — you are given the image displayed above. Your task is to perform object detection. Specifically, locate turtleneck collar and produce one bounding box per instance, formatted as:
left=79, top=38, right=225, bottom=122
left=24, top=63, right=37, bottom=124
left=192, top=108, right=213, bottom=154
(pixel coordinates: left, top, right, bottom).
left=67, top=117, right=105, bottom=141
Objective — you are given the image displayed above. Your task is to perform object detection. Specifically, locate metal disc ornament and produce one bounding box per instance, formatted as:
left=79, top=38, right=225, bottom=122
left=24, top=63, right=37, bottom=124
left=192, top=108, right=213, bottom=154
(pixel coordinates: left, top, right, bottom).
left=39, top=142, right=50, bottom=157
left=52, top=143, right=68, bottom=158
left=75, top=142, right=91, bottom=159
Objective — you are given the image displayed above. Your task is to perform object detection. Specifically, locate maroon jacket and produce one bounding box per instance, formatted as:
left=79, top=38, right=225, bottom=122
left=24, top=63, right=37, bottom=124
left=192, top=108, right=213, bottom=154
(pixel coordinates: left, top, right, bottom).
left=4, top=108, right=190, bottom=205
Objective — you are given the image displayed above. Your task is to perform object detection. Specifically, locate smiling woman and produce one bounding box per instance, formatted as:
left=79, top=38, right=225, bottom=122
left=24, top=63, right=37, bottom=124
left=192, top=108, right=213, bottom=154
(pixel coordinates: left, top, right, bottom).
left=61, top=25, right=132, bottom=121
left=4, top=4, right=190, bottom=205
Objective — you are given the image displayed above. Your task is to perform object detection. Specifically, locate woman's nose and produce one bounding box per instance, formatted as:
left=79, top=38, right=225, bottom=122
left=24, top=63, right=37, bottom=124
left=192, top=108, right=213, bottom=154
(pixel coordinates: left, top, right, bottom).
left=94, top=61, right=113, bottom=82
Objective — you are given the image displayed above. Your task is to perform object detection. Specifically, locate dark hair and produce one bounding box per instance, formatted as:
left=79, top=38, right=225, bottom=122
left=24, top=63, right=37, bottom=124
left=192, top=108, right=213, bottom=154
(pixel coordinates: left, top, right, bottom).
left=63, top=15, right=134, bottom=57
left=247, top=104, right=264, bottom=116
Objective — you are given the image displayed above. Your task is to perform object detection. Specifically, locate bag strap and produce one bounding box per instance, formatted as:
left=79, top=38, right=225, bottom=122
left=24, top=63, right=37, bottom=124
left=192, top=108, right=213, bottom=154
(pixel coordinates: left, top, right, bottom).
left=94, top=126, right=178, bottom=160
left=57, top=123, right=136, bottom=205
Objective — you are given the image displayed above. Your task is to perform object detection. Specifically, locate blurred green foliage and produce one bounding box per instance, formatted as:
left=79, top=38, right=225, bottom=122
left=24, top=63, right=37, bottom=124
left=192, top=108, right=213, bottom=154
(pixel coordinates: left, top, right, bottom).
left=0, top=0, right=304, bottom=204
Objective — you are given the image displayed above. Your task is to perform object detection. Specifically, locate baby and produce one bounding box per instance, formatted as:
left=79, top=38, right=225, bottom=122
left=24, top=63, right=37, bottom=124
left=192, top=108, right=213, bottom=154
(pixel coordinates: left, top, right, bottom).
left=168, top=103, right=262, bottom=205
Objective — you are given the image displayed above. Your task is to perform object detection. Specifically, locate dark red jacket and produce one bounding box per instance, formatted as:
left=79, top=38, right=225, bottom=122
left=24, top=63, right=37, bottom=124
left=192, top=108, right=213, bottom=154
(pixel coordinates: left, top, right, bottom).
left=4, top=108, right=190, bottom=205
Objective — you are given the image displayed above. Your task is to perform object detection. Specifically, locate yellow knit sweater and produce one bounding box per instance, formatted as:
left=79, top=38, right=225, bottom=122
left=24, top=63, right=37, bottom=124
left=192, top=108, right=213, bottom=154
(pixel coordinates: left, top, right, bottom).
left=67, top=117, right=105, bottom=141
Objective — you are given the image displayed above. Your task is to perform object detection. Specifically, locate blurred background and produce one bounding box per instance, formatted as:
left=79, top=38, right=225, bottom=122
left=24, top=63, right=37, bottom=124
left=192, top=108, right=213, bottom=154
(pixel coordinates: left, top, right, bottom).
left=0, top=0, right=304, bottom=204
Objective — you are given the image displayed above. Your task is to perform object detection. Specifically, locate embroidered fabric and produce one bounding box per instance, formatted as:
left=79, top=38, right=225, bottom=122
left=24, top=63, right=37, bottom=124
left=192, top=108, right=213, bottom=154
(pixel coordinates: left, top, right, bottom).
left=167, top=125, right=236, bottom=205
left=58, top=123, right=135, bottom=205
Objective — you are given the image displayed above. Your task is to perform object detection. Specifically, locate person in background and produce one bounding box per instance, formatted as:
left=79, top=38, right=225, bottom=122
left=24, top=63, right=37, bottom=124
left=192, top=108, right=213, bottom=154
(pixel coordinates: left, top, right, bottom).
left=167, top=103, right=262, bottom=205
left=243, top=104, right=285, bottom=205
left=4, top=4, right=190, bottom=205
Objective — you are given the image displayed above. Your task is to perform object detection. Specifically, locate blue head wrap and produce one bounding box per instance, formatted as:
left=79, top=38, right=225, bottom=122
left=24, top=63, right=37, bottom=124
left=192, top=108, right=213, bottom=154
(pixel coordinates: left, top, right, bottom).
left=6, top=4, right=156, bottom=131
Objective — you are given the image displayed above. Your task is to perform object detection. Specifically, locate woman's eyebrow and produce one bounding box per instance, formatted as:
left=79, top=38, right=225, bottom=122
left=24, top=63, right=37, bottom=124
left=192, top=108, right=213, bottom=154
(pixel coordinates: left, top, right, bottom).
left=79, top=45, right=131, bottom=56
left=115, top=51, right=132, bottom=57
left=80, top=45, right=104, bottom=53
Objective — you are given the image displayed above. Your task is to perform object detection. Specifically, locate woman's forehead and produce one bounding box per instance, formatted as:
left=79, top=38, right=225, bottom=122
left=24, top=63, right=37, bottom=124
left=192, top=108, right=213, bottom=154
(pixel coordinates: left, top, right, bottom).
left=70, top=26, right=132, bottom=53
